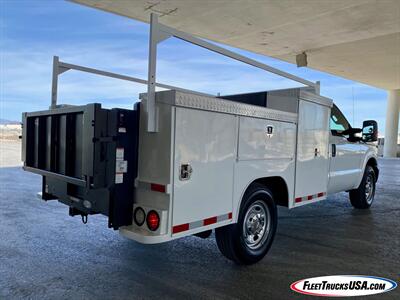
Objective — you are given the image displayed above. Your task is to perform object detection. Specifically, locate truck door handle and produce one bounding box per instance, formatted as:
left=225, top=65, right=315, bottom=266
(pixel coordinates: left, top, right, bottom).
left=332, top=144, right=336, bottom=157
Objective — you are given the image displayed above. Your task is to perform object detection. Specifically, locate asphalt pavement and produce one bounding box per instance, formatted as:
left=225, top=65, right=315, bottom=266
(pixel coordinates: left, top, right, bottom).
left=0, top=158, right=399, bottom=299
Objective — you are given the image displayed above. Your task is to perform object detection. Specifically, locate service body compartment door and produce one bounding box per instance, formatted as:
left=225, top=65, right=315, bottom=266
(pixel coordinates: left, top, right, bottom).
left=294, top=99, right=330, bottom=206
left=172, top=107, right=236, bottom=232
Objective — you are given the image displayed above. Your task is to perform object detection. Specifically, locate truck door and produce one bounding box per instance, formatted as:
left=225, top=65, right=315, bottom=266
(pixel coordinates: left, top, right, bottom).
left=294, top=99, right=330, bottom=206
left=328, top=104, right=364, bottom=194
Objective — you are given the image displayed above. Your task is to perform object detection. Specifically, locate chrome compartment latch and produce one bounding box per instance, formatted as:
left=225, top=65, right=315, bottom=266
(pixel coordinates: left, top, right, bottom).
left=179, top=164, right=193, bottom=181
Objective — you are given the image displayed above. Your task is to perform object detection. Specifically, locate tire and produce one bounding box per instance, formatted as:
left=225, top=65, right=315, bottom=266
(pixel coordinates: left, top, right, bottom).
left=349, top=165, right=376, bottom=209
left=215, top=183, right=277, bottom=265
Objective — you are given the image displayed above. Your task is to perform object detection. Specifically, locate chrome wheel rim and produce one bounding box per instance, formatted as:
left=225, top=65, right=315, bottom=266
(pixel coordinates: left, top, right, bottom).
left=242, top=200, right=271, bottom=250
left=365, top=174, right=374, bottom=204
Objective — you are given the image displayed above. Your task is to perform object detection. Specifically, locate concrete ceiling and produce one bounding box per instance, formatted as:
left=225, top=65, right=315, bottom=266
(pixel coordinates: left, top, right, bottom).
left=72, top=0, right=400, bottom=90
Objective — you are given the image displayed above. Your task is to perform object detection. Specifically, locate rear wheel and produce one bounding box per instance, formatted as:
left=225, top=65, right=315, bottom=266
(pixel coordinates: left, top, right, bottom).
left=215, top=183, right=277, bottom=264
left=349, top=165, right=376, bottom=209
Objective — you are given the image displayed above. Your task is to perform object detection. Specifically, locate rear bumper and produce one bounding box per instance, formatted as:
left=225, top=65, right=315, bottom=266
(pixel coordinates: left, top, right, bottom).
left=119, top=226, right=174, bottom=244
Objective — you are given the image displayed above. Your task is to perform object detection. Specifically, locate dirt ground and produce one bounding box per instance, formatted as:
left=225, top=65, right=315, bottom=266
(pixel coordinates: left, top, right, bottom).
left=0, top=124, right=22, bottom=168
left=0, top=140, right=22, bottom=168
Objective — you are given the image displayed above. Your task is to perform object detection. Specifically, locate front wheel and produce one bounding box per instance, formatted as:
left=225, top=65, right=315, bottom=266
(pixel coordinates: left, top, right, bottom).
left=349, top=165, right=376, bottom=209
left=215, top=183, right=277, bottom=265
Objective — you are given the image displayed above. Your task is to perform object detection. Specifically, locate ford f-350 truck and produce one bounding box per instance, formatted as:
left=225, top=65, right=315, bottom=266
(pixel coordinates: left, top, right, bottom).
left=21, top=15, right=379, bottom=264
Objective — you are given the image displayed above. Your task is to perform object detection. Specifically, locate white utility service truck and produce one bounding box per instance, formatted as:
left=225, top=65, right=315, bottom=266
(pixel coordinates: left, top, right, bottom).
left=22, top=15, right=379, bottom=264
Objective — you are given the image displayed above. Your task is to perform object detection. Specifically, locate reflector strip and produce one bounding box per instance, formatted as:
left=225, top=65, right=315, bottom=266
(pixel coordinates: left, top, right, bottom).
left=172, top=212, right=232, bottom=235
left=172, top=223, right=189, bottom=234
left=295, top=192, right=326, bottom=203
left=151, top=183, right=166, bottom=193
left=203, top=216, right=217, bottom=226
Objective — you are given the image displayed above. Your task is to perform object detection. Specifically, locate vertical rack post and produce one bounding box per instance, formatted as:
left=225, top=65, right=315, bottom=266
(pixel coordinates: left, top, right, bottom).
left=51, top=56, right=59, bottom=109
left=146, top=13, right=159, bottom=132
left=315, top=81, right=320, bottom=95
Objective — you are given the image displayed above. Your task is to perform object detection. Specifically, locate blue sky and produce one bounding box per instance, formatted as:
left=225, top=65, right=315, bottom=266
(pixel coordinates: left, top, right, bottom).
left=1, top=0, right=391, bottom=134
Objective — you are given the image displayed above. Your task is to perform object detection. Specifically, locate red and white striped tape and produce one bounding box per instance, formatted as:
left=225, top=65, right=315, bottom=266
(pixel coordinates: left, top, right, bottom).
left=295, top=192, right=326, bottom=203
left=173, top=212, right=233, bottom=234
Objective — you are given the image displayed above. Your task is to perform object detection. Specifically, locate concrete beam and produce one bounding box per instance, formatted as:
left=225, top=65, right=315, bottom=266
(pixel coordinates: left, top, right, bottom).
left=71, top=0, right=400, bottom=90
left=384, top=89, right=400, bottom=157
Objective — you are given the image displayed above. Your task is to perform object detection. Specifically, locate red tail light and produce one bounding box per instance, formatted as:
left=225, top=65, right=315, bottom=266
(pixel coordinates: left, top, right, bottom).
left=146, top=210, right=160, bottom=231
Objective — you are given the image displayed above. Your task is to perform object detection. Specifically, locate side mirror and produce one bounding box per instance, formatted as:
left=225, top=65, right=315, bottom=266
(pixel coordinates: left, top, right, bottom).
left=362, top=120, right=378, bottom=142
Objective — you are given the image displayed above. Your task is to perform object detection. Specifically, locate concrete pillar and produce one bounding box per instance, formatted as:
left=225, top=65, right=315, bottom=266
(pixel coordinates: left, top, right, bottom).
left=384, top=89, right=400, bottom=157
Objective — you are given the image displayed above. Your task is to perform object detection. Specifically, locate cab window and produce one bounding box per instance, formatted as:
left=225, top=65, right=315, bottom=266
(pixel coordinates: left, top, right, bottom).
left=330, top=104, right=350, bottom=135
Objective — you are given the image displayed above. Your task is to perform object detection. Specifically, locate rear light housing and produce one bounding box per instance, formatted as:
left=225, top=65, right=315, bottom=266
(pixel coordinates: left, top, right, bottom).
left=146, top=210, right=160, bottom=231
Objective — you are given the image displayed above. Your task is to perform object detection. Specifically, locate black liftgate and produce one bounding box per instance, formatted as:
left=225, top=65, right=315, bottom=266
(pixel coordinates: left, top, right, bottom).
left=22, top=103, right=139, bottom=229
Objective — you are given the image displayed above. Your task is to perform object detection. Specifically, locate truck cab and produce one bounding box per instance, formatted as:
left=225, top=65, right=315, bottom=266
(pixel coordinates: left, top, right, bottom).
left=328, top=104, right=379, bottom=204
